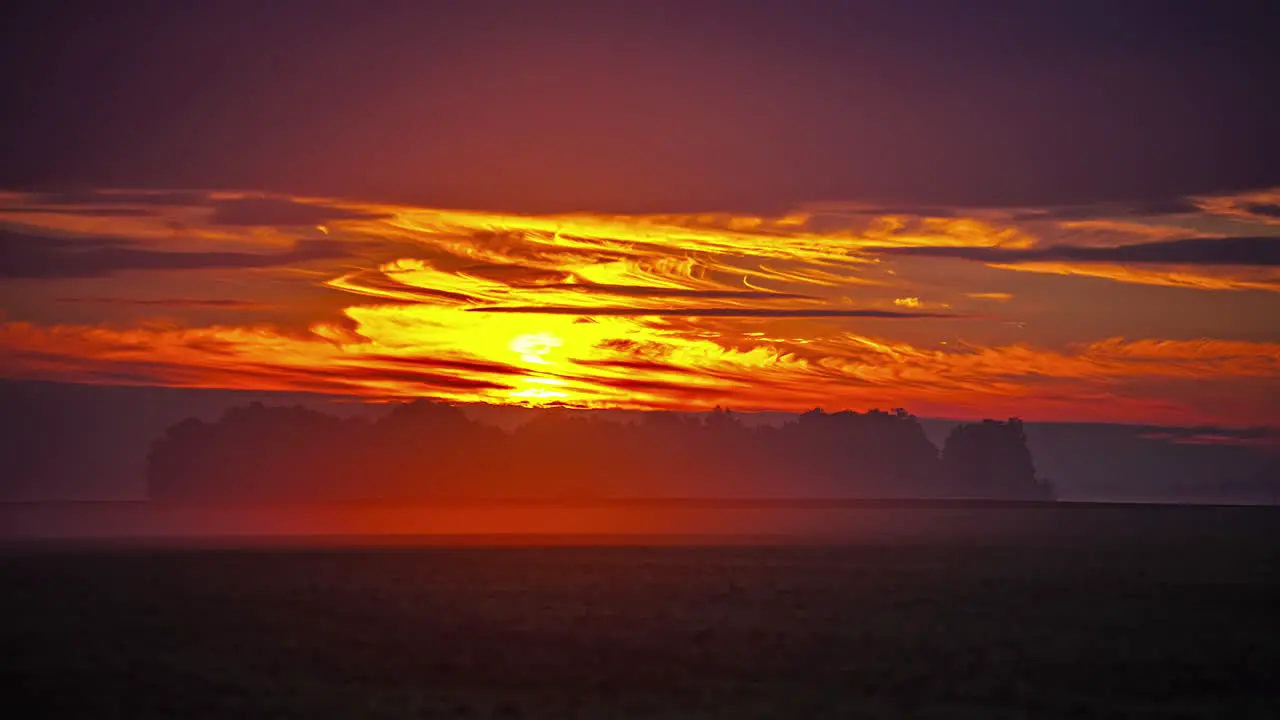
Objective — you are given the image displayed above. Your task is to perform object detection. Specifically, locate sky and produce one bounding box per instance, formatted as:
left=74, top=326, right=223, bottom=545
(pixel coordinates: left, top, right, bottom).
left=2, top=0, right=1278, bottom=430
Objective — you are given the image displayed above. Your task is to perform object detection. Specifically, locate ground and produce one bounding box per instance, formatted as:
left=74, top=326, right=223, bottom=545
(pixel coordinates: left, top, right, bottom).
left=4, top=506, right=1279, bottom=718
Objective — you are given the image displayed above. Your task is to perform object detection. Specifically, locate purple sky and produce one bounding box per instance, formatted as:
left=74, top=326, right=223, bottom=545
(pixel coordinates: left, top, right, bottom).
left=3, top=0, right=1277, bottom=212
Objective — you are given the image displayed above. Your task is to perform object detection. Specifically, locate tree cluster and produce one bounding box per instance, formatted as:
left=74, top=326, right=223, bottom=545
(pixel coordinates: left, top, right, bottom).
left=147, top=401, right=1053, bottom=501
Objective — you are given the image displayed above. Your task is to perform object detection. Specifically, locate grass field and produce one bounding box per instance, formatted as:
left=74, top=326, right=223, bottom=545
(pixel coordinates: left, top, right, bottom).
left=4, top=506, right=1279, bottom=718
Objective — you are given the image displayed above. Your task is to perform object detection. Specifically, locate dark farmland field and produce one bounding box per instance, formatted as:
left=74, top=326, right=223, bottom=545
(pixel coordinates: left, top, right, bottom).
left=3, top=505, right=1279, bottom=718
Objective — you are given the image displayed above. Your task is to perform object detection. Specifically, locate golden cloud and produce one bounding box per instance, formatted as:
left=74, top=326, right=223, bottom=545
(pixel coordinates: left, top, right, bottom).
left=2, top=189, right=1278, bottom=427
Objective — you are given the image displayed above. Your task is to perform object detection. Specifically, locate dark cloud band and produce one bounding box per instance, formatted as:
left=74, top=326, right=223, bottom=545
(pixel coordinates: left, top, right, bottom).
left=0, top=230, right=352, bottom=279
left=870, top=236, right=1280, bottom=267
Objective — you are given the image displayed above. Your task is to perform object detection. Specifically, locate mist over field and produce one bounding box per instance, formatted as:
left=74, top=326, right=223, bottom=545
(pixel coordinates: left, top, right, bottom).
left=3, top=381, right=1275, bottom=511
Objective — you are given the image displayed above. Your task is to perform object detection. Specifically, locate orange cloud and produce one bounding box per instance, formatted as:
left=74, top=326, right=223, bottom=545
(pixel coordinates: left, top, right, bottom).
left=1194, top=189, right=1280, bottom=226
left=987, top=262, right=1280, bottom=292
left=3, top=318, right=1276, bottom=427
left=3, top=189, right=1279, bottom=427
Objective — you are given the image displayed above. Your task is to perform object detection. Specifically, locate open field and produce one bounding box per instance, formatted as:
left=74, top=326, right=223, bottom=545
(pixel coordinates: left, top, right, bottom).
left=4, top=505, right=1279, bottom=718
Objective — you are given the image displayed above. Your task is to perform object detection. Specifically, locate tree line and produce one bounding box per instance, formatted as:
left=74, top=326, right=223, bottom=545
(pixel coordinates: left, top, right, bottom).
left=147, top=401, right=1053, bottom=501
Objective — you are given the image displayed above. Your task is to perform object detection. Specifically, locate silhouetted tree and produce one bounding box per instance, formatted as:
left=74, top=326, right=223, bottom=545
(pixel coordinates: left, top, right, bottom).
left=941, top=418, right=1053, bottom=500
left=778, top=408, right=941, bottom=496
left=148, top=403, right=363, bottom=500
left=147, top=402, right=1051, bottom=502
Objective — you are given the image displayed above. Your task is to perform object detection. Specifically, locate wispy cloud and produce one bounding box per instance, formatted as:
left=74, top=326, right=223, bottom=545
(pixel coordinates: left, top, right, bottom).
left=2, top=318, right=1276, bottom=427
left=0, top=230, right=352, bottom=279
left=2, top=188, right=1279, bottom=426
left=56, top=297, right=267, bottom=309
left=468, top=306, right=958, bottom=318
left=870, top=236, right=1280, bottom=292
left=985, top=262, right=1280, bottom=292
left=869, top=236, right=1280, bottom=266
left=208, top=197, right=392, bottom=226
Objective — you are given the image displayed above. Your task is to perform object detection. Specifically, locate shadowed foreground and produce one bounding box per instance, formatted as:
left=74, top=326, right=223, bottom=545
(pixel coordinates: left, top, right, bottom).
left=5, top=509, right=1279, bottom=718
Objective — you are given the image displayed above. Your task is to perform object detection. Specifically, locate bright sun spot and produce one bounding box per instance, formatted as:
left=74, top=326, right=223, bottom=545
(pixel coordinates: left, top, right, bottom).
left=510, top=332, right=564, bottom=365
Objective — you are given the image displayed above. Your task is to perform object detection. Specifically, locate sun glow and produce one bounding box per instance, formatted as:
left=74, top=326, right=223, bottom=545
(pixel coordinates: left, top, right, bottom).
left=510, top=332, right=563, bottom=365
left=1, top=189, right=1277, bottom=426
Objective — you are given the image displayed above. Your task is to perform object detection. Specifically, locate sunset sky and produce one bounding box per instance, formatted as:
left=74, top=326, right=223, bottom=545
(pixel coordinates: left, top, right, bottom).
left=2, top=1, right=1278, bottom=429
